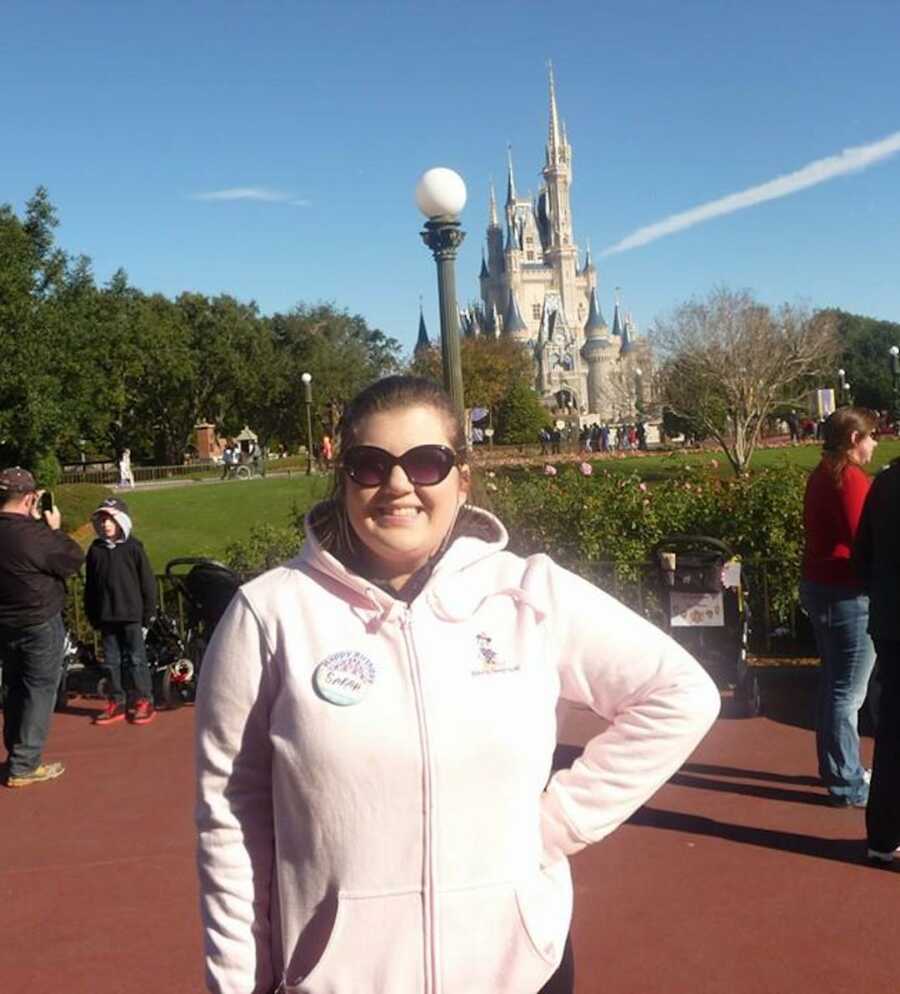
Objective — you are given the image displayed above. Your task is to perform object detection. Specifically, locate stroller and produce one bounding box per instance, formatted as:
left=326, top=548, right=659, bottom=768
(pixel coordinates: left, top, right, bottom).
left=147, top=558, right=240, bottom=708
left=655, top=534, right=761, bottom=717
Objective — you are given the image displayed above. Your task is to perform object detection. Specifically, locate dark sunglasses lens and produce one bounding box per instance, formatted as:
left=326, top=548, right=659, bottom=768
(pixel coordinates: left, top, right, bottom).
left=346, top=449, right=390, bottom=486
left=402, top=446, right=454, bottom=485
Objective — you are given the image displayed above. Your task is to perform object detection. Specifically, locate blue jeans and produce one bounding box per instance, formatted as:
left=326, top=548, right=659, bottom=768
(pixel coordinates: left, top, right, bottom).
left=101, top=623, right=152, bottom=703
left=0, top=613, right=65, bottom=777
left=800, top=581, right=876, bottom=803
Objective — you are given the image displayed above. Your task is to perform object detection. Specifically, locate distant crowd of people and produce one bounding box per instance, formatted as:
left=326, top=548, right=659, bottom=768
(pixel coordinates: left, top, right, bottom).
left=539, top=421, right=647, bottom=456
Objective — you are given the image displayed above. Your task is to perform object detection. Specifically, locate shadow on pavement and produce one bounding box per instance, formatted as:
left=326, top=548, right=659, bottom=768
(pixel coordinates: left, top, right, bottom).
left=669, top=771, right=829, bottom=806
left=627, top=805, right=897, bottom=870
left=682, top=762, right=820, bottom=787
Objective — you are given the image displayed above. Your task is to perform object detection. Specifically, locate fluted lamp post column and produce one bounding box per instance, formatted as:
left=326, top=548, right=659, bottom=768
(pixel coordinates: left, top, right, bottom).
left=301, top=372, right=313, bottom=475
left=416, top=167, right=467, bottom=424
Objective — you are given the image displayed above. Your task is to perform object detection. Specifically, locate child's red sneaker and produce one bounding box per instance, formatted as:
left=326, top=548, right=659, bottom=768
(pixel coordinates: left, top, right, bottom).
left=129, top=698, right=156, bottom=725
left=93, top=700, right=127, bottom=725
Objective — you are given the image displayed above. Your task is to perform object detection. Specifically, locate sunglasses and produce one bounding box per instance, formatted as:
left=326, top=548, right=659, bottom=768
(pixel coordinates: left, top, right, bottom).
left=342, top=444, right=459, bottom=487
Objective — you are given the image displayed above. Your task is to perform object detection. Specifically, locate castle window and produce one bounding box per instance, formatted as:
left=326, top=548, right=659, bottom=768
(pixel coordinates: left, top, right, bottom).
left=526, top=251, right=534, bottom=260
left=526, top=236, right=534, bottom=245
left=532, top=304, right=541, bottom=319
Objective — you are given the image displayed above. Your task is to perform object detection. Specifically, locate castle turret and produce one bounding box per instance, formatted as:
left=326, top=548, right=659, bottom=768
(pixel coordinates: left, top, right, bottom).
left=580, top=287, right=615, bottom=418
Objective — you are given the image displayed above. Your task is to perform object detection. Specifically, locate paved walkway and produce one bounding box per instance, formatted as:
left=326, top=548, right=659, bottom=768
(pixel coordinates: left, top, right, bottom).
left=2, top=691, right=896, bottom=994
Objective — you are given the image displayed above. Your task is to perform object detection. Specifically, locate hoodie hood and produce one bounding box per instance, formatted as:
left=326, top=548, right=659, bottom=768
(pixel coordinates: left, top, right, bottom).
left=297, top=502, right=508, bottom=628
left=92, top=497, right=133, bottom=545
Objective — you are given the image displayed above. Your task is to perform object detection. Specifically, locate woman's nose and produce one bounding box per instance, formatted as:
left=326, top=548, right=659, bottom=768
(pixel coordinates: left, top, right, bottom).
left=384, top=463, right=414, bottom=492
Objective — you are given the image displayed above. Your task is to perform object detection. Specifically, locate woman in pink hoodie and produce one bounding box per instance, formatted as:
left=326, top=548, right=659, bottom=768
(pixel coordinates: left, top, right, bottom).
left=195, top=376, right=720, bottom=994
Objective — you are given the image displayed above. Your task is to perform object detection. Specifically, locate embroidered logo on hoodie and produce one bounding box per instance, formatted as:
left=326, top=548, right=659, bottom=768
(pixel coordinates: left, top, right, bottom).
left=313, top=650, right=376, bottom=705
left=472, top=632, right=520, bottom=676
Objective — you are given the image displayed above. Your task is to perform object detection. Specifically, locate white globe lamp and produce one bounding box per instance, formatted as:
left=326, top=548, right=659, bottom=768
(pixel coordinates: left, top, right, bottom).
left=415, top=168, right=467, bottom=219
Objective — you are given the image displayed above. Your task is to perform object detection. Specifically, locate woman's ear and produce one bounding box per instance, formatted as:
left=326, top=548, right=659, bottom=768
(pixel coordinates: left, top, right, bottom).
left=458, top=464, right=471, bottom=504
left=849, top=430, right=860, bottom=447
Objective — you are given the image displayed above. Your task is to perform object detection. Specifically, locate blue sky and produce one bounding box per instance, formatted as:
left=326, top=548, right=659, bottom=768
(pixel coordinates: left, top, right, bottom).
left=3, top=0, right=899, bottom=355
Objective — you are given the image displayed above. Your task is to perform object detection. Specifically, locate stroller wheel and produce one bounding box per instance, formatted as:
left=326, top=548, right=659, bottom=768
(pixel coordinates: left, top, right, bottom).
left=161, top=659, right=196, bottom=709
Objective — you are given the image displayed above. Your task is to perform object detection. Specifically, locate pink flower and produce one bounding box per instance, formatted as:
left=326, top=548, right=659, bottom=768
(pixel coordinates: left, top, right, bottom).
left=579, top=462, right=593, bottom=476
left=638, top=482, right=648, bottom=492
left=709, top=459, right=719, bottom=469
left=643, top=498, right=650, bottom=506
left=543, top=464, right=557, bottom=476
left=684, top=483, right=692, bottom=490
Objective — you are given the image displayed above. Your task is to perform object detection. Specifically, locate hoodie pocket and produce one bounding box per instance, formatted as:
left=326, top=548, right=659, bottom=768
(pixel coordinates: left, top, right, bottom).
left=284, top=890, right=423, bottom=994
left=439, top=865, right=572, bottom=994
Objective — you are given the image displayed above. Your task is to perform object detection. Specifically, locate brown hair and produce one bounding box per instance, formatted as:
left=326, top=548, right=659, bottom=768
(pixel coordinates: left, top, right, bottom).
left=820, top=406, right=878, bottom=488
left=307, top=375, right=468, bottom=562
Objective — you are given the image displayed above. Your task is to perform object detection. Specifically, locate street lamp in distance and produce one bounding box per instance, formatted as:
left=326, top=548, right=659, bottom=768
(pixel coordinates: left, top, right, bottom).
left=890, top=346, right=900, bottom=428
left=837, top=368, right=847, bottom=406
left=416, top=167, right=467, bottom=425
left=301, top=372, right=313, bottom=475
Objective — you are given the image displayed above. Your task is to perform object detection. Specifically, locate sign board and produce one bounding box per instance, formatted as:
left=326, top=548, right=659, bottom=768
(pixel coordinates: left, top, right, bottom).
left=809, top=388, right=836, bottom=418
left=670, top=591, right=725, bottom=628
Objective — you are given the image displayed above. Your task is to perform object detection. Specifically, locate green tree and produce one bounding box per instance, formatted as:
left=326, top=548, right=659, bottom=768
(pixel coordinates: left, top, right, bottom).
left=494, top=381, right=552, bottom=444
left=409, top=335, right=534, bottom=413
left=262, top=303, right=403, bottom=449
left=824, top=309, right=900, bottom=411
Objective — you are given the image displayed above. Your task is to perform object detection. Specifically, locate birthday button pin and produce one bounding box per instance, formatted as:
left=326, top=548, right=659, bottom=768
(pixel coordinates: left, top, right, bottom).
left=313, top=650, right=376, bottom=706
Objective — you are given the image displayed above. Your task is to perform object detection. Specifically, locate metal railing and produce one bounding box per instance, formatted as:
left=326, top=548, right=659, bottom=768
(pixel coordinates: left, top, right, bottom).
left=63, top=557, right=812, bottom=662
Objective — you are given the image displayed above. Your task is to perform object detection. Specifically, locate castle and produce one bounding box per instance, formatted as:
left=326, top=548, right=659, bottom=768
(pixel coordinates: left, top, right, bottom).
left=419, top=68, right=653, bottom=423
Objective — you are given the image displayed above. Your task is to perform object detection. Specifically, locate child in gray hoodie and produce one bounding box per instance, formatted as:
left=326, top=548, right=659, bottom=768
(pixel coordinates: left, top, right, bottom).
left=84, top=497, right=157, bottom=725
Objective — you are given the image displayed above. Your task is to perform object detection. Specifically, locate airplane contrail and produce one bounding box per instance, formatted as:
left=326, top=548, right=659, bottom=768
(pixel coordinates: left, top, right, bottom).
left=600, top=130, right=900, bottom=256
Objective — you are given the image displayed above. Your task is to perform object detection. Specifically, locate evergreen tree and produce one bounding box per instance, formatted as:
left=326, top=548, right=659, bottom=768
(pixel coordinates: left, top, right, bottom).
left=495, top=381, right=552, bottom=445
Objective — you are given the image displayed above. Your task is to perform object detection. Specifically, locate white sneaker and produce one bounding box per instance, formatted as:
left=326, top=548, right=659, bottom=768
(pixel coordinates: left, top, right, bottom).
left=866, top=846, right=899, bottom=864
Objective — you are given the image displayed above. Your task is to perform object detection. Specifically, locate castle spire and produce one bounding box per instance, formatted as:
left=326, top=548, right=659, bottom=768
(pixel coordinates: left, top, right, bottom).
left=480, top=246, right=489, bottom=279
left=506, top=145, right=517, bottom=206
left=584, top=286, right=607, bottom=336
left=620, top=313, right=634, bottom=354
left=414, top=298, right=430, bottom=355
left=582, top=239, right=593, bottom=273
left=547, top=62, right=561, bottom=156
left=488, top=178, right=499, bottom=227
left=611, top=288, right=622, bottom=337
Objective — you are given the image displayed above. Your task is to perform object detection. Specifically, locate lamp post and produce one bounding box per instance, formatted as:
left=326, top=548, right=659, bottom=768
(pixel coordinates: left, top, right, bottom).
left=416, top=167, right=467, bottom=424
left=634, top=367, right=644, bottom=412
left=837, top=368, right=847, bottom=407
left=890, top=346, right=900, bottom=428
left=301, top=372, right=313, bottom=475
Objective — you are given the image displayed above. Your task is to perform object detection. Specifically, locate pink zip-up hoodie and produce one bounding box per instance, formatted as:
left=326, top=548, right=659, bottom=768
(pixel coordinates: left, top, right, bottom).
left=195, top=507, right=720, bottom=994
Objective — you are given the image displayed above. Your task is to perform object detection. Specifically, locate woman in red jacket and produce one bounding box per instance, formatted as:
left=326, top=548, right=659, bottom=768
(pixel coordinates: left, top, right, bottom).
left=800, top=407, right=878, bottom=807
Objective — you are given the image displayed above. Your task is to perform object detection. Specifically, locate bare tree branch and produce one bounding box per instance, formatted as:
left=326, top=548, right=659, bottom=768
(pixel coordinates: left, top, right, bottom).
left=653, top=287, right=839, bottom=474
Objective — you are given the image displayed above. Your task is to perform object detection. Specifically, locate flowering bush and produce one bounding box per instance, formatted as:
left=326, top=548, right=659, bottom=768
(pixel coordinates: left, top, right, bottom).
left=484, top=462, right=807, bottom=626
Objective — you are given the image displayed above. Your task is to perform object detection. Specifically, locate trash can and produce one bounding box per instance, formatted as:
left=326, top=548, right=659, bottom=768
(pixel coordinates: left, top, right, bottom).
left=655, top=534, right=761, bottom=717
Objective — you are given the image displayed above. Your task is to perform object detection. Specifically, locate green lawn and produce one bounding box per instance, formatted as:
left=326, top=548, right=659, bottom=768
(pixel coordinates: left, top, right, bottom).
left=77, top=438, right=900, bottom=572
left=565, top=438, right=900, bottom=481
left=123, top=476, right=330, bottom=571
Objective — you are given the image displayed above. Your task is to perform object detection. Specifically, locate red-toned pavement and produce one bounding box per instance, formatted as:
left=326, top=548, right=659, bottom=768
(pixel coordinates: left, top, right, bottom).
left=2, top=693, right=896, bottom=994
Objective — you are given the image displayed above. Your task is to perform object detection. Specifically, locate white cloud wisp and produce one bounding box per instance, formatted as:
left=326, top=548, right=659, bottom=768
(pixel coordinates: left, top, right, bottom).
left=190, top=187, right=311, bottom=207
left=601, top=130, right=900, bottom=256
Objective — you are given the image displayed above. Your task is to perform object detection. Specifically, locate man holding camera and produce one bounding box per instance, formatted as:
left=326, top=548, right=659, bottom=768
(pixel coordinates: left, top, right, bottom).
left=0, top=467, right=84, bottom=787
